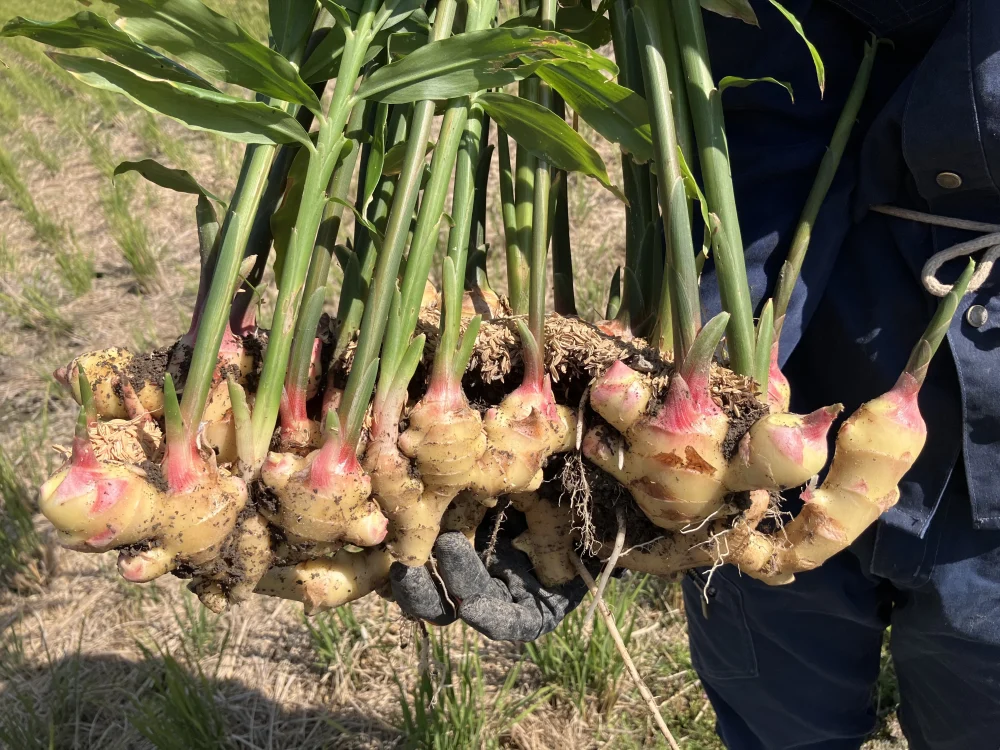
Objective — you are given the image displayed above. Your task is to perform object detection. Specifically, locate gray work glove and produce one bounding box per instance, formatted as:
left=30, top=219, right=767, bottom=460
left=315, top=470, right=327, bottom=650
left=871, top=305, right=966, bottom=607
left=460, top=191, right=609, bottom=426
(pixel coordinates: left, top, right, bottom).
left=390, top=531, right=588, bottom=642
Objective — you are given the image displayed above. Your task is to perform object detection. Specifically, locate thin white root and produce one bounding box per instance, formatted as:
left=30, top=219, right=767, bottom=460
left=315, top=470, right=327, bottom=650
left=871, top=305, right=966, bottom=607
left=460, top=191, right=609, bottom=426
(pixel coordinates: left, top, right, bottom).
left=571, top=555, right=680, bottom=750
left=583, top=505, right=625, bottom=628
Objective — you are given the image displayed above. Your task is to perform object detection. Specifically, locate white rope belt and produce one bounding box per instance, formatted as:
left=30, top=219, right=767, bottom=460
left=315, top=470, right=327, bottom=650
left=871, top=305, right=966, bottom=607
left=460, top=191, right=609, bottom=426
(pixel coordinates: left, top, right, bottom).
left=871, top=205, right=1000, bottom=297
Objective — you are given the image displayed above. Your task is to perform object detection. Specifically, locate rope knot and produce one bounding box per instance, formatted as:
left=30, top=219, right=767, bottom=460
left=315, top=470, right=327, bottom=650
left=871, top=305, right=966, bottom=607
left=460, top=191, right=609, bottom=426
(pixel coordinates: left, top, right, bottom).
left=872, top=205, right=1000, bottom=297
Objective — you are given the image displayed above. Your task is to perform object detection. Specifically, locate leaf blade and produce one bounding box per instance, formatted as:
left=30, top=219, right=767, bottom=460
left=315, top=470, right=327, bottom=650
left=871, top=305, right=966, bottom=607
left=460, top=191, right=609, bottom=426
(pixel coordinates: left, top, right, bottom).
left=0, top=11, right=210, bottom=88
left=700, top=0, right=758, bottom=25
left=536, top=62, right=653, bottom=164
left=269, top=0, right=317, bottom=57
left=356, top=26, right=617, bottom=103
left=51, top=53, right=313, bottom=146
left=719, top=75, right=794, bottom=101
left=478, top=91, right=624, bottom=201
left=767, top=0, right=824, bottom=95
left=114, top=158, right=227, bottom=205
left=108, top=0, right=321, bottom=110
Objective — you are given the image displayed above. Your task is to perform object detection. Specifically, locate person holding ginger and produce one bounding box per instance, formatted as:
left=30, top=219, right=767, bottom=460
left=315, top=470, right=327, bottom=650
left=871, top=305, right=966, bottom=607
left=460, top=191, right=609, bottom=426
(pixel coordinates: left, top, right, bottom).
left=392, top=1, right=1000, bottom=747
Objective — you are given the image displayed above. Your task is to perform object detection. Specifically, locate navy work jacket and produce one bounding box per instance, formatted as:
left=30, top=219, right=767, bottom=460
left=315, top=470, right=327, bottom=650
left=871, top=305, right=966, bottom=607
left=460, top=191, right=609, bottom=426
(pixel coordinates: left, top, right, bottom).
left=697, top=0, right=1000, bottom=571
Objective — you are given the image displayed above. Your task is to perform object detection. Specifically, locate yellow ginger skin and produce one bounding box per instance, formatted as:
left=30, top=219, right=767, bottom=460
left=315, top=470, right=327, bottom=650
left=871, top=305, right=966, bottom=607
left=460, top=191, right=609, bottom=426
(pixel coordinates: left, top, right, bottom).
left=59, top=348, right=134, bottom=420
left=585, top=370, right=730, bottom=529
left=190, top=512, right=273, bottom=612
left=364, top=374, right=573, bottom=567
left=57, top=336, right=255, bottom=427
left=39, top=433, right=248, bottom=584
left=725, top=405, right=842, bottom=492
left=381, top=387, right=488, bottom=565
left=260, top=439, right=388, bottom=548
left=256, top=548, right=393, bottom=615
left=440, top=491, right=494, bottom=544
left=469, top=377, right=576, bottom=500
left=771, top=373, right=927, bottom=577
left=511, top=491, right=578, bottom=587
left=588, top=360, right=653, bottom=433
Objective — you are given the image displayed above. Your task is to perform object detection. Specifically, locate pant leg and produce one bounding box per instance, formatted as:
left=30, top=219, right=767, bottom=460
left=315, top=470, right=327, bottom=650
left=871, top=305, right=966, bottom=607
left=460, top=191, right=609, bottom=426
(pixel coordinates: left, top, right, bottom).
left=683, top=547, right=890, bottom=750
left=887, top=468, right=1000, bottom=750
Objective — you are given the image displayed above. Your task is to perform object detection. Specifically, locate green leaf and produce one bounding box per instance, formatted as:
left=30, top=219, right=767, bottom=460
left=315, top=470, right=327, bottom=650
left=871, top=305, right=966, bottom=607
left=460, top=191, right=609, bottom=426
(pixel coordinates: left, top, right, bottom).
left=53, top=53, right=312, bottom=148
left=753, top=298, right=775, bottom=389
left=317, top=0, right=353, bottom=31
left=269, top=0, right=317, bottom=56
left=767, top=0, right=824, bottom=95
left=701, top=0, right=759, bottom=25
left=501, top=5, right=612, bottom=49
left=113, top=158, right=227, bottom=205
left=382, top=138, right=434, bottom=175
left=300, top=23, right=348, bottom=83
left=536, top=62, right=653, bottom=164
left=606, top=266, right=621, bottom=319
left=0, top=12, right=212, bottom=88
left=356, top=26, right=617, bottom=104
left=478, top=91, right=624, bottom=201
left=345, top=356, right=379, bottom=443
left=108, top=0, right=321, bottom=111
left=453, top=314, right=482, bottom=383
left=52, top=53, right=313, bottom=146
left=719, top=75, right=794, bottom=102
left=300, top=15, right=426, bottom=84
left=372, top=0, right=426, bottom=36
left=330, top=196, right=384, bottom=251
left=677, top=145, right=710, bottom=228
left=362, top=102, right=389, bottom=212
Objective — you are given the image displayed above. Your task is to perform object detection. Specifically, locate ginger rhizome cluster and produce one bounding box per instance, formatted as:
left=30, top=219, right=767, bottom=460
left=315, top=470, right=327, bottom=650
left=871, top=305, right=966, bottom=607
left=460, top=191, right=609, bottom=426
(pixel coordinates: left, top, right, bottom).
left=16, top=0, right=969, bottom=616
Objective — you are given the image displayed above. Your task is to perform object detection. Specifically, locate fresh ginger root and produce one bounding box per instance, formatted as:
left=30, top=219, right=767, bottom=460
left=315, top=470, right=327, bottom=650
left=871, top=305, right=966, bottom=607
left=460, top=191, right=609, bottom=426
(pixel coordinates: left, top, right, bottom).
left=584, top=354, right=838, bottom=531
left=441, top=491, right=494, bottom=544
left=55, top=327, right=256, bottom=458
left=763, top=372, right=927, bottom=579
left=470, top=377, right=576, bottom=499
left=261, top=434, right=388, bottom=548
left=511, top=491, right=577, bottom=586
left=40, top=406, right=248, bottom=587
left=376, top=384, right=487, bottom=565
left=37, top=299, right=954, bottom=612
left=256, top=547, right=392, bottom=614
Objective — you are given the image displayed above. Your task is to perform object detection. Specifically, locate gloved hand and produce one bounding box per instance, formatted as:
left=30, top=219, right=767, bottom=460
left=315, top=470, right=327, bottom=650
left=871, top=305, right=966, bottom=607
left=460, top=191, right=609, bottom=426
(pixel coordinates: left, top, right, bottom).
left=390, top=531, right=588, bottom=642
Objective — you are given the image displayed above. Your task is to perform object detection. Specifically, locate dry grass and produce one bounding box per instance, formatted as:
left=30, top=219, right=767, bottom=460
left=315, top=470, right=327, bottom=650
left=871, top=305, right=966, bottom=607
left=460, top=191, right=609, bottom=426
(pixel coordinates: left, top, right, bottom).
left=0, top=1, right=906, bottom=748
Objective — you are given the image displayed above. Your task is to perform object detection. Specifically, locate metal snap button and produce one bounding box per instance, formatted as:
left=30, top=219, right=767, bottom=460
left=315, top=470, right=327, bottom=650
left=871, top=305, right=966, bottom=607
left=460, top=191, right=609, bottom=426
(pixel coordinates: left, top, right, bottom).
left=966, top=304, right=988, bottom=328
left=936, top=172, right=963, bottom=189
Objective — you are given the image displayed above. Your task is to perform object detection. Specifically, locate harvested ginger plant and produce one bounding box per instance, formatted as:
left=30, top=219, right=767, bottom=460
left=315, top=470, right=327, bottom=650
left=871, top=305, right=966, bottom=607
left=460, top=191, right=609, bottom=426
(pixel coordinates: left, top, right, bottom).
left=12, top=0, right=975, bottom=615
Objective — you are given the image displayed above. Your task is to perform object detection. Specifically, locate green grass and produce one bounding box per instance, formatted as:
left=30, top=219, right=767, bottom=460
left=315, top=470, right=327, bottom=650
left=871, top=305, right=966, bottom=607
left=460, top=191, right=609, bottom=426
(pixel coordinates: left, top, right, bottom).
left=0, top=281, right=73, bottom=333
left=0, top=234, right=15, bottom=274
left=102, top=175, right=161, bottom=292
left=54, top=237, right=95, bottom=297
left=21, top=130, right=62, bottom=174
left=526, top=575, right=647, bottom=715
left=304, top=604, right=365, bottom=672
left=397, top=627, right=550, bottom=750
left=0, top=445, right=43, bottom=591
left=130, top=645, right=234, bottom=750
left=0, top=629, right=93, bottom=750
left=0, top=145, right=64, bottom=245
left=172, top=587, right=228, bottom=660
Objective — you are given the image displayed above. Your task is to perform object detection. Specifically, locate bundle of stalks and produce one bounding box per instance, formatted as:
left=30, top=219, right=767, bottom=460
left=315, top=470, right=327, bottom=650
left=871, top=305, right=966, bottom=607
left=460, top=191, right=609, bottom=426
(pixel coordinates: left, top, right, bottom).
left=10, top=0, right=970, bottom=620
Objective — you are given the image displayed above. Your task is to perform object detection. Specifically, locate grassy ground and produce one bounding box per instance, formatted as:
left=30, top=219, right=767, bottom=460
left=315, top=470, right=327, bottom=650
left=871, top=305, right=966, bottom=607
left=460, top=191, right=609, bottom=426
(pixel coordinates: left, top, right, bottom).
left=0, top=2, right=907, bottom=747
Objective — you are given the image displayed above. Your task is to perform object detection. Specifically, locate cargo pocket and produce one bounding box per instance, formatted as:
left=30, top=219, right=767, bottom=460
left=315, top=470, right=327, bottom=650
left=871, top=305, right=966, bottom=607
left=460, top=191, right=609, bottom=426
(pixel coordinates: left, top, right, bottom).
left=682, top=568, right=759, bottom=680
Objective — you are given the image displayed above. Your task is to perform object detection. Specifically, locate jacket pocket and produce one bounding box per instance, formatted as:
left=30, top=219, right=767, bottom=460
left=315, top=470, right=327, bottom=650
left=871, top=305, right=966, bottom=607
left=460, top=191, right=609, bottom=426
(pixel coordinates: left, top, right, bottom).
left=682, top=568, right=759, bottom=680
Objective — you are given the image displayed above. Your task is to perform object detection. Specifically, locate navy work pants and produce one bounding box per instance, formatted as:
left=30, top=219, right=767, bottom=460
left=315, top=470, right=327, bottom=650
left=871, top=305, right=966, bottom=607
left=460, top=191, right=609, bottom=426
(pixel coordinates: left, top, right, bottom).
left=682, top=465, right=1000, bottom=750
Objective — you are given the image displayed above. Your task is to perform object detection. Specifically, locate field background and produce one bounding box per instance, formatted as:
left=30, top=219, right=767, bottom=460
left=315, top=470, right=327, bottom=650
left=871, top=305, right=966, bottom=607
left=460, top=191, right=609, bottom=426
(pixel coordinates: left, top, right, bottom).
left=0, top=1, right=904, bottom=747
